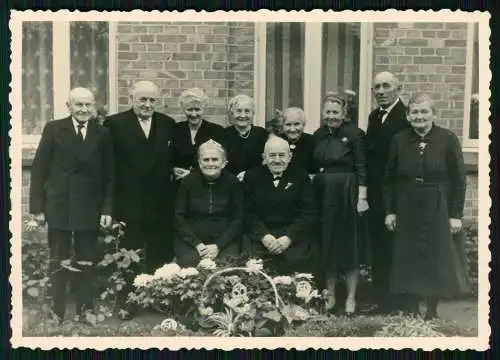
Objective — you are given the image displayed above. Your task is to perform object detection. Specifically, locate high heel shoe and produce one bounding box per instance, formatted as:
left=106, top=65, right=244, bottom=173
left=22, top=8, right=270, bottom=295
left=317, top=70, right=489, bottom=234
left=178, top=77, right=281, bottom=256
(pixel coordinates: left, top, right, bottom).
left=345, top=297, right=356, bottom=317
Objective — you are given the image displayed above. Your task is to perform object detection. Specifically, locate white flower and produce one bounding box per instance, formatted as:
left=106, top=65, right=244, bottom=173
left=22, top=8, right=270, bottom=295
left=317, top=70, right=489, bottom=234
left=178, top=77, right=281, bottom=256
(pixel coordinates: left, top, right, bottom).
left=160, top=318, right=178, bottom=331
left=245, top=258, right=263, bottom=273
left=153, top=263, right=181, bottom=281
left=295, top=280, right=313, bottom=299
left=198, top=306, right=214, bottom=316
left=133, top=273, right=155, bottom=287
left=233, top=303, right=252, bottom=314
left=177, top=267, right=199, bottom=278
left=197, top=258, right=217, bottom=270
left=295, top=273, right=314, bottom=280
left=273, top=276, right=293, bottom=286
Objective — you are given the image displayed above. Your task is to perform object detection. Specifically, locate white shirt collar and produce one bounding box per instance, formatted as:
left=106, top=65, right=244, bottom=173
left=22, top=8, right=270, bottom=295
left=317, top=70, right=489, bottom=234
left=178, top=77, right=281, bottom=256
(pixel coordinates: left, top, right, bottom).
left=380, top=97, right=400, bottom=114
left=72, top=117, right=88, bottom=128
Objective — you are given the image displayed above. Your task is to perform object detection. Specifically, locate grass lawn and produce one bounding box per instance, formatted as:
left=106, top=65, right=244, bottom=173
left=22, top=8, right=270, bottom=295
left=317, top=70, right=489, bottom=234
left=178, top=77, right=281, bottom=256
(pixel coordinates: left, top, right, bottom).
left=22, top=297, right=478, bottom=337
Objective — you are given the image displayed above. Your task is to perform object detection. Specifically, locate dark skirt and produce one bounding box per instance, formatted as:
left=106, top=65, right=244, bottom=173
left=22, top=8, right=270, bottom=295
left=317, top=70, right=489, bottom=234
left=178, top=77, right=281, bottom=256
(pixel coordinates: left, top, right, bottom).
left=391, top=183, right=470, bottom=297
left=314, top=171, right=367, bottom=272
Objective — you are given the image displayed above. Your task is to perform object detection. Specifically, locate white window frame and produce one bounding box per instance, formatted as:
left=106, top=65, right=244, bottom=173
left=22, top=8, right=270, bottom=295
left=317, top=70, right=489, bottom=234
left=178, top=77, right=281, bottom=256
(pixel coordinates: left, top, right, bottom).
left=253, top=22, right=374, bottom=133
left=22, top=21, right=118, bottom=151
left=461, top=22, right=479, bottom=152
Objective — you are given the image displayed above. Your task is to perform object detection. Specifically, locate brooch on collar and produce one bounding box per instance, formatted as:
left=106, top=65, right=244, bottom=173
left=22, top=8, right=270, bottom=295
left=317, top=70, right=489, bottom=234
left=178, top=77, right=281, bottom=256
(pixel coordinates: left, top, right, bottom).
left=341, top=137, right=349, bottom=144
left=418, top=142, right=427, bottom=151
left=290, top=144, right=296, bottom=150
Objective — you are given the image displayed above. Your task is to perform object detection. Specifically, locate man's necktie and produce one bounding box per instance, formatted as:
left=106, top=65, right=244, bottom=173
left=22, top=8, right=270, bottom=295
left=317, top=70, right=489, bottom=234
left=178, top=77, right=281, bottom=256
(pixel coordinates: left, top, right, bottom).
left=377, top=109, right=387, bottom=126
left=77, top=122, right=85, bottom=142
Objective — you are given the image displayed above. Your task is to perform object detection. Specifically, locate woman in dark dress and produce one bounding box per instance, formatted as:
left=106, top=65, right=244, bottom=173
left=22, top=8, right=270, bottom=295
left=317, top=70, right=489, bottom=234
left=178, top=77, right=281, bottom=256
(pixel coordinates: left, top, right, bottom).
left=224, top=94, right=269, bottom=181
left=173, top=88, right=226, bottom=181
left=313, top=93, right=369, bottom=315
left=280, top=107, right=316, bottom=174
left=174, top=139, right=244, bottom=267
left=384, top=93, right=469, bottom=319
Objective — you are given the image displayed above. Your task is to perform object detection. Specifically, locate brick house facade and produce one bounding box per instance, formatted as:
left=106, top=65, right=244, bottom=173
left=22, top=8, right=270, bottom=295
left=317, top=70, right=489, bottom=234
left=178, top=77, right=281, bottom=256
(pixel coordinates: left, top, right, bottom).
left=20, top=21, right=479, bottom=222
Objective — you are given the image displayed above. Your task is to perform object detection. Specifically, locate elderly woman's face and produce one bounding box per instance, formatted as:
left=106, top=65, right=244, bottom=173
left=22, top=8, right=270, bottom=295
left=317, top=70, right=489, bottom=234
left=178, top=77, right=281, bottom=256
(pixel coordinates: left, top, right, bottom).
left=282, top=113, right=305, bottom=141
left=407, top=101, right=435, bottom=132
left=183, top=101, right=204, bottom=126
left=231, top=99, right=254, bottom=129
left=198, top=148, right=226, bottom=179
left=322, top=101, right=344, bottom=129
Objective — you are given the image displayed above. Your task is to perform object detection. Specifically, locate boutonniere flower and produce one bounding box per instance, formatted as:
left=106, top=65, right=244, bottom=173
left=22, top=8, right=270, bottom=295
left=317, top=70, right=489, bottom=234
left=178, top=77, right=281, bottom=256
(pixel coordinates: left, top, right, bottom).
left=341, top=137, right=349, bottom=144
left=285, top=182, right=293, bottom=190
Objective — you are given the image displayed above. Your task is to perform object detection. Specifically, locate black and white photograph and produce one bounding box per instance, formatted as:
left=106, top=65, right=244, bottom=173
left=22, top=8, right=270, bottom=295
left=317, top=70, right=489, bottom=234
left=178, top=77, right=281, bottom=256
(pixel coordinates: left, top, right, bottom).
left=9, top=10, right=490, bottom=350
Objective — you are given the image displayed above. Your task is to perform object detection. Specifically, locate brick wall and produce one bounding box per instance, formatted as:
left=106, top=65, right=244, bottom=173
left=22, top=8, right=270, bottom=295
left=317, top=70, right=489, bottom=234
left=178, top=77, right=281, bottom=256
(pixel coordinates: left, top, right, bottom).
left=115, top=22, right=255, bottom=126
left=373, top=22, right=477, bottom=221
left=20, top=22, right=478, bottom=223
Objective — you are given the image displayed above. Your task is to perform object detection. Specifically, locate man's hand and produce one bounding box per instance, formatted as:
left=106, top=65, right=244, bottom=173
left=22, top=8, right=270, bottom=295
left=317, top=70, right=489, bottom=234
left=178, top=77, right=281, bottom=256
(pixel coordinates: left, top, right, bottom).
left=100, top=215, right=112, bottom=228
left=174, top=167, right=191, bottom=180
left=236, top=171, right=246, bottom=182
left=204, top=244, right=219, bottom=259
left=357, top=198, right=369, bottom=213
left=34, top=213, right=46, bottom=226
left=450, top=218, right=462, bottom=234
left=385, top=214, right=397, bottom=231
left=196, top=243, right=207, bottom=257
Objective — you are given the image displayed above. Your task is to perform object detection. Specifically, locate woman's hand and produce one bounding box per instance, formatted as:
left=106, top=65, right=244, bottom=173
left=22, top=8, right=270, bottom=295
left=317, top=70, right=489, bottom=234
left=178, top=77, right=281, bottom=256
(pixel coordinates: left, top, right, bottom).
left=449, top=218, right=462, bottom=234
left=385, top=214, right=397, bottom=231
left=357, top=198, right=369, bottom=213
left=174, top=167, right=191, bottom=180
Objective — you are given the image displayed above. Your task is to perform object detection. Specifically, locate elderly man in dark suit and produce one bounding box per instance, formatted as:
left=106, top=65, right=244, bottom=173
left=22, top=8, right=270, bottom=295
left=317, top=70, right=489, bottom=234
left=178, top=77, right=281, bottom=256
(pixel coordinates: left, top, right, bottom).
left=365, top=72, right=410, bottom=314
left=30, top=87, right=114, bottom=322
left=243, top=136, right=316, bottom=274
left=104, top=80, right=176, bottom=318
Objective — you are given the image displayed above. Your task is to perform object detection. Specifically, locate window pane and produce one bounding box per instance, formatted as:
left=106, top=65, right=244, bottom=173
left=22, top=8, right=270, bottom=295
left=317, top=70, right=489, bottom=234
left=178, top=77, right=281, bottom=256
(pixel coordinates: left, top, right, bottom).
left=469, top=23, right=479, bottom=140
left=321, top=23, right=361, bottom=126
left=22, top=22, right=53, bottom=135
left=265, top=23, right=305, bottom=129
left=70, top=22, right=109, bottom=120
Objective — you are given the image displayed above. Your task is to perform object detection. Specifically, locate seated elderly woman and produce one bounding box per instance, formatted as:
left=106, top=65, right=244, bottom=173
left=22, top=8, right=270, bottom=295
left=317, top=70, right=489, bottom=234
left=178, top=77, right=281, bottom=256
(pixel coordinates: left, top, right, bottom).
left=280, top=107, right=316, bottom=174
left=173, top=88, right=226, bottom=180
left=224, top=94, right=269, bottom=181
left=174, top=139, right=244, bottom=267
left=243, top=136, right=316, bottom=274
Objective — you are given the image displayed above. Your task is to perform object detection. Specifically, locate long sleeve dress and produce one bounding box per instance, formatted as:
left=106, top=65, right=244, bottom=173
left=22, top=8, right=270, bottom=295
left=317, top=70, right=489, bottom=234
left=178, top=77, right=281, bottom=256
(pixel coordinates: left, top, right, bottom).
left=174, top=169, right=244, bottom=267
left=223, top=125, right=269, bottom=175
left=312, top=122, right=367, bottom=272
left=281, top=133, right=317, bottom=174
left=383, top=124, right=470, bottom=297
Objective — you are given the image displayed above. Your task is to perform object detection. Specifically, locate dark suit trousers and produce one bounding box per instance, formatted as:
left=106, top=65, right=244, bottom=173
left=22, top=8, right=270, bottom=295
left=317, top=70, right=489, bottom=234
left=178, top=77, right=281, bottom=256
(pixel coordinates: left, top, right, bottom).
left=47, top=228, right=97, bottom=319
left=117, top=219, right=175, bottom=309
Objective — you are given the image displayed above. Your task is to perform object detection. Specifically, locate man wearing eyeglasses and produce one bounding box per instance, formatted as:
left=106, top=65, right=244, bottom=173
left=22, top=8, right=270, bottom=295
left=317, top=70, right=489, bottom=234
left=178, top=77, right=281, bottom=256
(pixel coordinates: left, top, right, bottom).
left=365, top=72, right=410, bottom=315
left=104, top=80, right=176, bottom=319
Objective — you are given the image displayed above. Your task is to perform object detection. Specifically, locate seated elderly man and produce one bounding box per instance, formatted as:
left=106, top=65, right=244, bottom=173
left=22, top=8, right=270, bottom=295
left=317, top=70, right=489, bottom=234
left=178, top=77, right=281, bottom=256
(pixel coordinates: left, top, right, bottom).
left=243, top=136, right=316, bottom=274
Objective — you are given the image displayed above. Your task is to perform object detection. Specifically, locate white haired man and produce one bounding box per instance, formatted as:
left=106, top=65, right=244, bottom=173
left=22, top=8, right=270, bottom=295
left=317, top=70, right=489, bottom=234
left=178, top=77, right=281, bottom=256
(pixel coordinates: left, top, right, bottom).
left=104, top=80, right=176, bottom=319
left=243, top=136, right=316, bottom=274
left=30, top=87, right=114, bottom=323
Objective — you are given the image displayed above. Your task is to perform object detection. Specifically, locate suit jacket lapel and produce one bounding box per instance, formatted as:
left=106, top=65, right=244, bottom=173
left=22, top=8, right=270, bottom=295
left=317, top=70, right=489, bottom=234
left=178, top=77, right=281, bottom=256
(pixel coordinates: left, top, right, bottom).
left=150, top=112, right=170, bottom=169
left=77, top=120, right=101, bottom=164
left=56, top=117, right=81, bottom=161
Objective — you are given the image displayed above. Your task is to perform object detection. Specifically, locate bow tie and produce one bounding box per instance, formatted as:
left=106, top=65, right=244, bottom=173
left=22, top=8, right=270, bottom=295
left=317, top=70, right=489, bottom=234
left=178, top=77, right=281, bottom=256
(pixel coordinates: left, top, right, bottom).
left=273, top=174, right=282, bottom=180
left=76, top=121, right=86, bottom=127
